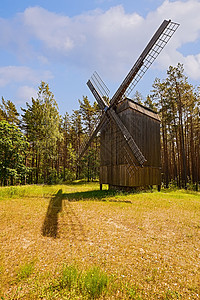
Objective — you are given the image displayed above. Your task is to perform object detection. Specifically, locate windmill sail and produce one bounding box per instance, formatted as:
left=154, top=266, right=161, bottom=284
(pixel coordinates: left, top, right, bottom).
left=87, top=79, right=108, bottom=111
left=109, top=20, right=180, bottom=106
left=78, top=113, right=107, bottom=159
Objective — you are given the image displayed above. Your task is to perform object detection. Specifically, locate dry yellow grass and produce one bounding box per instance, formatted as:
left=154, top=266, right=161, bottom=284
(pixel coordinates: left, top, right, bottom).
left=0, top=183, right=199, bottom=299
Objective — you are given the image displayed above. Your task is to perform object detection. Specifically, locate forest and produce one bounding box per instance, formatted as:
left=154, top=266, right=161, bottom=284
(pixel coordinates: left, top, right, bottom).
left=0, top=63, right=199, bottom=189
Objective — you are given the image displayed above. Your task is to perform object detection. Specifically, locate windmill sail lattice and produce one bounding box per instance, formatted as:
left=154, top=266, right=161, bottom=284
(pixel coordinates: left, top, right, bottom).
left=124, top=20, right=180, bottom=99
left=90, top=71, right=110, bottom=99
left=109, top=20, right=179, bottom=107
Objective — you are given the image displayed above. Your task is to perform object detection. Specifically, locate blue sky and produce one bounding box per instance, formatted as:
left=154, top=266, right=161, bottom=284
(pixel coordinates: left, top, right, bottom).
left=0, top=0, right=200, bottom=115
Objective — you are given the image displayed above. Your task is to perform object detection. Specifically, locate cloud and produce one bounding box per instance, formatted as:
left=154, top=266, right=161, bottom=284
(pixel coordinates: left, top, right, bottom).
left=0, top=66, right=53, bottom=87
left=147, top=0, right=200, bottom=78
left=1, top=1, right=200, bottom=81
left=23, top=2, right=200, bottom=80
left=23, top=7, right=74, bottom=53
left=16, top=85, right=38, bottom=103
left=184, top=53, right=200, bottom=80
left=20, top=6, right=146, bottom=76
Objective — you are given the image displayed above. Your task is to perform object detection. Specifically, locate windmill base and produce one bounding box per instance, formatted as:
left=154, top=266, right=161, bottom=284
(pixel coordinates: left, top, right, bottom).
left=100, top=165, right=161, bottom=188
left=107, top=184, right=161, bottom=192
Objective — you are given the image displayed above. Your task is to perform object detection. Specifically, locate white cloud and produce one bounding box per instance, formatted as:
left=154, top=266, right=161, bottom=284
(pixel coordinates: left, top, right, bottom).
left=184, top=53, right=200, bottom=80
left=20, top=6, right=147, bottom=76
left=16, top=85, right=37, bottom=103
left=23, top=7, right=74, bottom=53
left=0, top=66, right=53, bottom=87
left=147, top=0, right=200, bottom=79
left=1, top=1, right=200, bottom=82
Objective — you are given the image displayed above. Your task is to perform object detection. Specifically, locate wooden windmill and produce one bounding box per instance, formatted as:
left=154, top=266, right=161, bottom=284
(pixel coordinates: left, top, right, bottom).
left=79, top=19, right=179, bottom=190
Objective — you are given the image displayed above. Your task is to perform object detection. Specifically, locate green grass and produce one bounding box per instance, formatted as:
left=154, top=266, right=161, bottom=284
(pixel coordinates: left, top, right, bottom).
left=17, top=261, right=35, bottom=281
left=0, top=182, right=200, bottom=299
left=83, top=266, right=109, bottom=299
left=45, top=264, right=109, bottom=299
left=0, top=182, right=103, bottom=199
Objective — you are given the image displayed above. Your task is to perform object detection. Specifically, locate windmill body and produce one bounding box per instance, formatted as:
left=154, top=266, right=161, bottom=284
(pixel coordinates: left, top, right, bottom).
left=100, top=98, right=161, bottom=189
left=79, top=19, right=179, bottom=190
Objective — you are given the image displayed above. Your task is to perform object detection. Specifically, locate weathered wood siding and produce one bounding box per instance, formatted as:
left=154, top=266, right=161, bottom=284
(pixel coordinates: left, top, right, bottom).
left=100, top=99, right=161, bottom=187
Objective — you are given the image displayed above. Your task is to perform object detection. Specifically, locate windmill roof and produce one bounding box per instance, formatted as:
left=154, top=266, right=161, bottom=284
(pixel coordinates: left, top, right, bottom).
left=116, top=98, right=160, bottom=122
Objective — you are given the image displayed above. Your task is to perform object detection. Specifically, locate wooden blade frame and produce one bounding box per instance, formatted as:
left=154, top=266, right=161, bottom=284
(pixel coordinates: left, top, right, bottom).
left=109, top=19, right=179, bottom=106
left=78, top=113, right=107, bottom=159
left=87, top=80, right=146, bottom=165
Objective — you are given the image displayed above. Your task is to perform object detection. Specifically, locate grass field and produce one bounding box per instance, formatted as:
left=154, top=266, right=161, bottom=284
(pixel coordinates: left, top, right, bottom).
left=0, top=183, right=200, bottom=299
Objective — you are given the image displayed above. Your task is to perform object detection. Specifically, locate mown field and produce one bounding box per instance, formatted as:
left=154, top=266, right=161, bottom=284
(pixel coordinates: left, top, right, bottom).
left=0, top=183, right=200, bottom=299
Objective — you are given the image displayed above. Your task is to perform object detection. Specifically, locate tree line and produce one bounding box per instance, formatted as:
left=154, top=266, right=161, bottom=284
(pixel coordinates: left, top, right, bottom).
left=0, top=81, right=100, bottom=185
left=0, top=64, right=199, bottom=189
left=151, top=64, right=199, bottom=190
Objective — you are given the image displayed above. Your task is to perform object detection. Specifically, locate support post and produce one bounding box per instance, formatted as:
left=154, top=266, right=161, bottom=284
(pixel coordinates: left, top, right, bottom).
left=100, top=183, right=102, bottom=191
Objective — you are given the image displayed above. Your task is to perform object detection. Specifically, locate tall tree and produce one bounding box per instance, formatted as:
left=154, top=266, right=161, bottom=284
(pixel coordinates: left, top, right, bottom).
left=78, top=96, right=101, bottom=181
left=166, top=64, right=188, bottom=188
left=0, top=97, right=19, bottom=125
left=60, top=112, right=77, bottom=181
left=152, top=78, right=170, bottom=187
left=0, top=120, right=28, bottom=185
left=21, top=82, right=62, bottom=184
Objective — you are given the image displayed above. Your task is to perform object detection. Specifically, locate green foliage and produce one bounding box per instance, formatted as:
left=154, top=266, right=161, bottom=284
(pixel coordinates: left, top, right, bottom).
left=21, top=81, right=63, bottom=184
left=79, top=96, right=100, bottom=133
left=132, top=91, right=144, bottom=105
left=82, top=148, right=99, bottom=182
left=0, top=120, right=28, bottom=185
left=0, top=97, right=19, bottom=125
left=144, top=94, right=157, bottom=111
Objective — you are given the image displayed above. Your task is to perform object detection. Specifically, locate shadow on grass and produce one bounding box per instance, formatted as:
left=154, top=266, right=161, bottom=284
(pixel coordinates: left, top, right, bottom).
left=42, top=188, right=131, bottom=239
left=61, top=189, right=133, bottom=203
left=61, top=189, right=118, bottom=202
left=42, top=189, right=63, bottom=238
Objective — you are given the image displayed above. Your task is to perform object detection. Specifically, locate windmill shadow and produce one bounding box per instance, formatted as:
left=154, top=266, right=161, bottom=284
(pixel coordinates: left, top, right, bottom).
left=42, top=189, right=63, bottom=238
left=61, top=189, right=132, bottom=203
left=61, top=189, right=115, bottom=202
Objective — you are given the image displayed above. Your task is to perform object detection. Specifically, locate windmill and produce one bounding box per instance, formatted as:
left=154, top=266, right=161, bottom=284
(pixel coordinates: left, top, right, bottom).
left=79, top=19, right=179, bottom=190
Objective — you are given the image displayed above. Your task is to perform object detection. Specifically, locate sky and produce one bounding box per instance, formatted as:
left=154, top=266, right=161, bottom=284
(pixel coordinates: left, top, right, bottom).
left=0, top=0, right=200, bottom=115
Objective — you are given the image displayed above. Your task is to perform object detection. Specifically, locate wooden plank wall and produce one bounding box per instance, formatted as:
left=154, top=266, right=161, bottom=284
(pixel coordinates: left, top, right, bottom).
left=100, top=166, right=161, bottom=186
left=100, top=99, right=161, bottom=187
left=120, top=107, right=161, bottom=167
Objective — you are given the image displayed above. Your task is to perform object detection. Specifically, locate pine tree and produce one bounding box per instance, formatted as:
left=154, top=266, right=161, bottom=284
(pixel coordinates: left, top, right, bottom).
left=0, top=97, right=19, bottom=125
left=151, top=63, right=199, bottom=189
left=78, top=96, right=100, bottom=181
left=132, top=91, right=144, bottom=105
